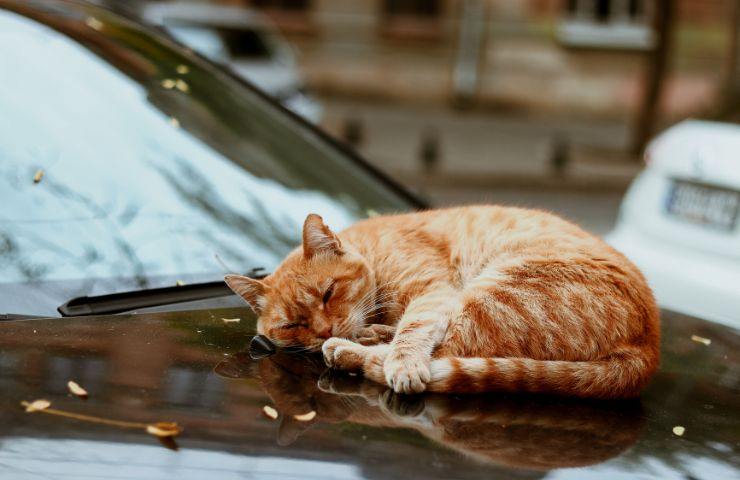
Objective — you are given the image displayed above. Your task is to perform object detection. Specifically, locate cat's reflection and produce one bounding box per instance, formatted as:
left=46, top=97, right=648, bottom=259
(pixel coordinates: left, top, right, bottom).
left=215, top=349, right=644, bottom=470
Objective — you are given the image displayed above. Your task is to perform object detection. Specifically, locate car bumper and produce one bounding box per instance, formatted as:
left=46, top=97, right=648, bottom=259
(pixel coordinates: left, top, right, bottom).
left=607, top=226, right=740, bottom=330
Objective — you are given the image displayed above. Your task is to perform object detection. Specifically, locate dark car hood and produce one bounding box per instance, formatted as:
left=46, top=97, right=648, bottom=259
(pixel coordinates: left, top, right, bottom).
left=0, top=308, right=738, bottom=479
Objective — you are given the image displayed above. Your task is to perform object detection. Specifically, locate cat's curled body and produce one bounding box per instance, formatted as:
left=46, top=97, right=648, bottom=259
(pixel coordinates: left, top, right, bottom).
left=226, top=206, right=660, bottom=398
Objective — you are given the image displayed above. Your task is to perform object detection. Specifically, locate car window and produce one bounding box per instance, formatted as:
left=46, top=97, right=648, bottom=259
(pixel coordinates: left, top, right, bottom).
left=165, top=24, right=229, bottom=62
left=165, top=24, right=275, bottom=62
left=0, top=6, right=415, bottom=315
left=217, top=27, right=273, bottom=59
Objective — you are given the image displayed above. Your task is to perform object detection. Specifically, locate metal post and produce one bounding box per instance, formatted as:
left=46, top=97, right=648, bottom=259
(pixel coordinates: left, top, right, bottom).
left=631, top=0, right=674, bottom=156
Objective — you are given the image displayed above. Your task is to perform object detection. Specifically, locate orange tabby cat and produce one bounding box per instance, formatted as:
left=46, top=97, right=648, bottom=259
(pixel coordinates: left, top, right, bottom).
left=225, top=206, right=660, bottom=398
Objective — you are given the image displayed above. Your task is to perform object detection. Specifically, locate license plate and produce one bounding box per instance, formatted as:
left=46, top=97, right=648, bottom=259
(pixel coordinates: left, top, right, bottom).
left=665, top=179, right=740, bottom=232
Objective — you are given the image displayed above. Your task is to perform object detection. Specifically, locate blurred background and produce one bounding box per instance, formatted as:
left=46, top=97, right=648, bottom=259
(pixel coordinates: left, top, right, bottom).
left=97, top=0, right=738, bottom=235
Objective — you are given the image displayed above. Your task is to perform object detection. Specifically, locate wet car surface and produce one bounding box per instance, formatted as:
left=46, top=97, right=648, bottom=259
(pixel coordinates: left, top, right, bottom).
left=1, top=308, right=738, bottom=479
left=1, top=1, right=738, bottom=479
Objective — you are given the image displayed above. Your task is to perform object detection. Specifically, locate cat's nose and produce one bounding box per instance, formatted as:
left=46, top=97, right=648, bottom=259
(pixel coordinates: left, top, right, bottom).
left=316, top=325, right=332, bottom=339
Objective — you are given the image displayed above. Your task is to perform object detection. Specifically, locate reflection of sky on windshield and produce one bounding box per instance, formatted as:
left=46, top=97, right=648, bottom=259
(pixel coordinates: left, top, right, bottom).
left=0, top=438, right=363, bottom=480
left=544, top=456, right=739, bottom=480
left=0, top=11, right=355, bottom=285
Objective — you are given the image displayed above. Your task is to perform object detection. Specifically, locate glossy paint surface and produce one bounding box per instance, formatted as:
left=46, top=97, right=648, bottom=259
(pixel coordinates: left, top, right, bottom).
left=0, top=307, right=737, bottom=479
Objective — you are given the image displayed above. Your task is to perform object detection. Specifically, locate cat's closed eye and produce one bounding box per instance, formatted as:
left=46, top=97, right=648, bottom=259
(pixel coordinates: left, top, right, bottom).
left=322, top=282, right=335, bottom=304
left=283, top=316, right=308, bottom=330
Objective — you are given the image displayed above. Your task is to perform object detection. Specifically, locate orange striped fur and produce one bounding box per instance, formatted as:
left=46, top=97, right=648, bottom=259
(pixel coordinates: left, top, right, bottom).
left=225, top=206, right=660, bottom=398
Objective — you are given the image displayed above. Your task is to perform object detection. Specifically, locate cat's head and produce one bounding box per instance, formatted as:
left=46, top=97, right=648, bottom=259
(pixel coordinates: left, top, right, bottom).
left=225, top=214, right=374, bottom=351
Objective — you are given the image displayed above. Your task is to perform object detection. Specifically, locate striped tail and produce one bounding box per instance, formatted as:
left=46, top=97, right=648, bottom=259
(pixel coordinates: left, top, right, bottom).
left=364, top=346, right=657, bottom=399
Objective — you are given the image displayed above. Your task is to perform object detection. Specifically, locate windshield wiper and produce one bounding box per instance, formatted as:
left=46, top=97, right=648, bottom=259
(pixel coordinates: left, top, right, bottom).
left=58, top=268, right=266, bottom=317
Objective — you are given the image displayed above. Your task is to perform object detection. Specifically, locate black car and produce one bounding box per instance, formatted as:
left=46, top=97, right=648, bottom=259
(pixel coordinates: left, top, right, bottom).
left=0, top=2, right=738, bottom=479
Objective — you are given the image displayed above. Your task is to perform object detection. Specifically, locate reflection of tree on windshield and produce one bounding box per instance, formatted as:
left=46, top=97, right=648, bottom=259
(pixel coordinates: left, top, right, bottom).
left=0, top=165, right=148, bottom=284
left=0, top=232, right=50, bottom=281
left=41, top=176, right=148, bottom=286
left=153, top=156, right=298, bottom=259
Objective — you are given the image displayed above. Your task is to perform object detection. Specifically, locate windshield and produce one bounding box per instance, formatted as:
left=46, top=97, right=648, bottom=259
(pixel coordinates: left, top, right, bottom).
left=0, top=3, right=416, bottom=316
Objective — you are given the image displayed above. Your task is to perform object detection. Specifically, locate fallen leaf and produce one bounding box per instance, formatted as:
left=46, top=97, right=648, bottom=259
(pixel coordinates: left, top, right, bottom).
left=161, top=78, right=176, bottom=89
left=222, top=317, right=240, bottom=324
left=85, top=17, right=103, bottom=31
left=293, top=411, right=316, bottom=422
left=175, top=280, right=186, bottom=287
left=33, top=169, right=44, bottom=184
left=169, top=117, right=180, bottom=128
left=691, top=335, right=711, bottom=346
left=24, top=399, right=51, bottom=412
left=67, top=380, right=88, bottom=398
left=175, top=79, right=189, bottom=93
left=146, top=422, right=182, bottom=437
left=176, top=64, right=189, bottom=75
left=672, top=426, right=685, bottom=436
left=262, top=405, right=278, bottom=420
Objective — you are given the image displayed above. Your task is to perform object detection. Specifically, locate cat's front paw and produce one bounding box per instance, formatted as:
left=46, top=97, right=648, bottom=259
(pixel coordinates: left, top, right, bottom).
left=355, top=324, right=396, bottom=345
left=322, top=337, right=364, bottom=371
left=383, top=353, right=430, bottom=394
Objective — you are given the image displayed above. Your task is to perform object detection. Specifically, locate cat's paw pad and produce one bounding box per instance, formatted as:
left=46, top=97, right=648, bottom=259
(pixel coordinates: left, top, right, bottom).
left=322, top=338, right=364, bottom=371
left=356, top=324, right=396, bottom=345
left=383, top=354, right=431, bottom=394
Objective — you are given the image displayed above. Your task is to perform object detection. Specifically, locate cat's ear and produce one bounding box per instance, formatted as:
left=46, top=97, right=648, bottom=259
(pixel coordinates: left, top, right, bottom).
left=225, top=274, right=267, bottom=314
left=302, top=213, right=343, bottom=259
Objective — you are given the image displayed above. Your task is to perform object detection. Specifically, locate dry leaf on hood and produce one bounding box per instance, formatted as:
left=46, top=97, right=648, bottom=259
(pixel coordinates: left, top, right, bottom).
left=85, top=17, right=103, bottom=31
left=222, top=318, right=240, bottom=324
left=672, top=426, right=685, bottom=436
left=293, top=411, right=316, bottom=422
left=262, top=405, right=278, bottom=420
left=67, top=380, right=88, bottom=398
left=33, top=169, right=44, bottom=184
left=691, top=335, right=711, bottom=346
left=175, top=79, right=190, bottom=93
left=146, top=422, right=182, bottom=438
left=23, top=399, right=51, bottom=412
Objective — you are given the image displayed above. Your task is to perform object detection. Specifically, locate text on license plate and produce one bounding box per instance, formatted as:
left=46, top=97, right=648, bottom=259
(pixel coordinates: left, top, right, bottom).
left=666, top=180, right=740, bottom=231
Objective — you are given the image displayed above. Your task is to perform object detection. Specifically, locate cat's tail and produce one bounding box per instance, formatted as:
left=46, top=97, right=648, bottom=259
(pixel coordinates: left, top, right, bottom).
left=363, top=344, right=658, bottom=399
left=424, top=345, right=658, bottom=398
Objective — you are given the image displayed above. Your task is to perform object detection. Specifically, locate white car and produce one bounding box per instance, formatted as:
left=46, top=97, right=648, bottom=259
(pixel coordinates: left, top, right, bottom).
left=141, top=2, right=322, bottom=123
left=607, top=120, right=740, bottom=329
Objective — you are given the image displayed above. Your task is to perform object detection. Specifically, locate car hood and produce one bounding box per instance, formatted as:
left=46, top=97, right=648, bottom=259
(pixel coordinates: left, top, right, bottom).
left=0, top=307, right=738, bottom=479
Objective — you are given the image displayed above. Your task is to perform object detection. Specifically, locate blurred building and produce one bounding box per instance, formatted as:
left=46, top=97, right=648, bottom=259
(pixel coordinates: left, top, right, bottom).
left=207, top=0, right=733, bottom=119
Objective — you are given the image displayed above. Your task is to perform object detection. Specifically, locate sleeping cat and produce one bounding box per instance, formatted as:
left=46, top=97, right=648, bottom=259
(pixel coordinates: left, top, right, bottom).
left=225, top=206, right=660, bottom=398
